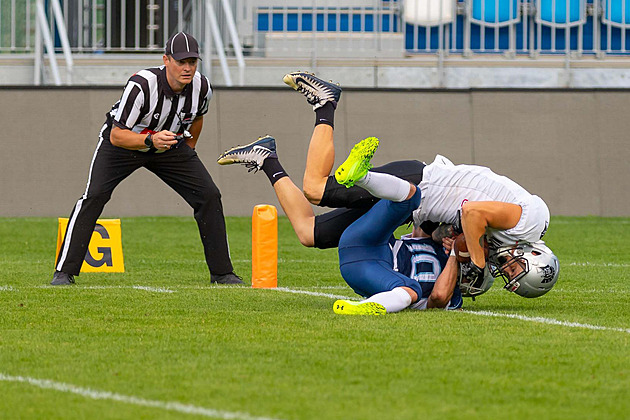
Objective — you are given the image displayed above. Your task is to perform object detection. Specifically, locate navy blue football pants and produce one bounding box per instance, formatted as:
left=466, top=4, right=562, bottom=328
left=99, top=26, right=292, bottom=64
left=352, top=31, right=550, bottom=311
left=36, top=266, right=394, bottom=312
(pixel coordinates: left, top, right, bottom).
left=338, top=189, right=423, bottom=298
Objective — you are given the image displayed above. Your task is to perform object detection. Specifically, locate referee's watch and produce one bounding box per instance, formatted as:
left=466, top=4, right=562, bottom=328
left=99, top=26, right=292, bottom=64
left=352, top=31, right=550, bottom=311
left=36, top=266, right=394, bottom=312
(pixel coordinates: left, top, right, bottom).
left=144, top=133, right=154, bottom=149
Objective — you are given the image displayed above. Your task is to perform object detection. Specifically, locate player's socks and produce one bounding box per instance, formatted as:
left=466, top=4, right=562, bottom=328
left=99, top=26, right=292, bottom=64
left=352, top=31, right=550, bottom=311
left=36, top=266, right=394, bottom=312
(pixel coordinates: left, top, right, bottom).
left=363, top=287, right=413, bottom=313
left=355, top=172, right=413, bottom=202
left=315, top=101, right=336, bottom=128
left=261, top=155, right=289, bottom=186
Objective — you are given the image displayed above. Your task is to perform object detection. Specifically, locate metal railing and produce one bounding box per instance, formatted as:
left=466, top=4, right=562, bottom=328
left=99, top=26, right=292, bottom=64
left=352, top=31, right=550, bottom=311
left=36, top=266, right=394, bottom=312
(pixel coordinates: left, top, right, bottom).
left=235, top=0, right=630, bottom=57
left=3, top=0, right=630, bottom=85
left=3, top=0, right=630, bottom=56
left=234, top=0, right=401, bottom=58
left=0, top=0, right=245, bottom=85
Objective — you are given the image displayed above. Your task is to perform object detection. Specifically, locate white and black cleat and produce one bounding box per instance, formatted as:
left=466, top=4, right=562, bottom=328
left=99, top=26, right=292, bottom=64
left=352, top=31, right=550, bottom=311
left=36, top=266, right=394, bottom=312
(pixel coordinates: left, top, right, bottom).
left=217, top=135, right=277, bottom=172
left=282, top=72, right=342, bottom=110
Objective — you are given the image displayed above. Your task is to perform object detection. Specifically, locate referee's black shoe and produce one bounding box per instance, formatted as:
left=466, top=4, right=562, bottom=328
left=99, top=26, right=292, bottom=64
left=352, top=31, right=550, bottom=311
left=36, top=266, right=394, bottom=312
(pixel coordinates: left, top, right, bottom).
left=211, top=272, right=244, bottom=285
left=51, top=270, right=75, bottom=285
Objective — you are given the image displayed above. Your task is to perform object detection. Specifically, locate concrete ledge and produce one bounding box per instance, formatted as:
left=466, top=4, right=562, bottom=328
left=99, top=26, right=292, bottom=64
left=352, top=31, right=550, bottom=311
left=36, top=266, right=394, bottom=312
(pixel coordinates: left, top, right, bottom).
left=263, top=33, right=405, bottom=58
left=3, top=54, right=630, bottom=87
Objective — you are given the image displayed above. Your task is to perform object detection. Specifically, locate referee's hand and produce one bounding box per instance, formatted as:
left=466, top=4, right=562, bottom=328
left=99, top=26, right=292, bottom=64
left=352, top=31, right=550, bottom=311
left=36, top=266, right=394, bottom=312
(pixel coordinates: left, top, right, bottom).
left=153, top=130, right=178, bottom=150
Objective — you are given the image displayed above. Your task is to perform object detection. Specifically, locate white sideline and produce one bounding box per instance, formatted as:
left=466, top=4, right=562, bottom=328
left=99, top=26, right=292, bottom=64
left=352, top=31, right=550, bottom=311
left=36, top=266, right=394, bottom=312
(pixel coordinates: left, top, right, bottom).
left=275, top=287, right=349, bottom=299
left=5, top=284, right=630, bottom=334
left=0, top=373, right=283, bottom=420
left=270, top=289, right=630, bottom=334
left=132, top=285, right=175, bottom=293
left=462, top=310, right=630, bottom=334
left=567, top=262, right=630, bottom=267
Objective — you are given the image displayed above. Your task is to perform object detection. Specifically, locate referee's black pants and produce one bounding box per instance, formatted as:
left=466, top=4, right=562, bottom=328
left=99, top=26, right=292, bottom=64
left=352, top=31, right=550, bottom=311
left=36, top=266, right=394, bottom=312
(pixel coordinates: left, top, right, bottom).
left=56, top=131, right=233, bottom=277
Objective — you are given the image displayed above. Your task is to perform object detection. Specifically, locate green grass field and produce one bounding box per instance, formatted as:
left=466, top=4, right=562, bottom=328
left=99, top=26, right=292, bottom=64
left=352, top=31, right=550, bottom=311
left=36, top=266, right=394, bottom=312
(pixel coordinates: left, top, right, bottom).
left=1, top=216, right=629, bottom=420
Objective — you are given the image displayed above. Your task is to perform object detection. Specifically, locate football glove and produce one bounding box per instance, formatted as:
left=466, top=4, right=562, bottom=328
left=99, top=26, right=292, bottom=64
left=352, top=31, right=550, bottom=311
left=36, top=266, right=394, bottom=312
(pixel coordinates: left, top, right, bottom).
left=460, top=261, right=485, bottom=287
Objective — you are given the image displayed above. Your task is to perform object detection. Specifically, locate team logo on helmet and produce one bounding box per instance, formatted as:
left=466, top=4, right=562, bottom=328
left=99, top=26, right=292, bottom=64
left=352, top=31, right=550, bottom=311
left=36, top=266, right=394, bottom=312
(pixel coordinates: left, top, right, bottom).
left=540, top=265, right=556, bottom=283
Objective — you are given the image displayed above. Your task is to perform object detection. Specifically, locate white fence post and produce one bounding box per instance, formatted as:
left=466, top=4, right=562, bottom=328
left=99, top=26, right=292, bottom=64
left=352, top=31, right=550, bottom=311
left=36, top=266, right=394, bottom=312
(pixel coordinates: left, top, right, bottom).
left=220, top=0, right=246, bottom=86
left=51, top=0, right=74, bottom=84
left=36, top=0, right=62, bottom=85
left=205, top=0, right=233, bottom=86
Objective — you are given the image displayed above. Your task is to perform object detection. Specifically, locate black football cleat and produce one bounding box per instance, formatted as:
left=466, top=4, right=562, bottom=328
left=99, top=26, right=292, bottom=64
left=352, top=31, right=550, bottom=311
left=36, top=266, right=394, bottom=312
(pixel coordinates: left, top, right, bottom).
left=211, top=272, right=245, bottom=285
left=51, top=270, right=75, bottom=285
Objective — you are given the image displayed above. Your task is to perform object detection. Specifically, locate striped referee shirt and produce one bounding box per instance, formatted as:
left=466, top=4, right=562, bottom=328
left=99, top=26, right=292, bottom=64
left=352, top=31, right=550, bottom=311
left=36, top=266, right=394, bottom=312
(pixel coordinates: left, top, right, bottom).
left=106, top=65, right=211, bottom=152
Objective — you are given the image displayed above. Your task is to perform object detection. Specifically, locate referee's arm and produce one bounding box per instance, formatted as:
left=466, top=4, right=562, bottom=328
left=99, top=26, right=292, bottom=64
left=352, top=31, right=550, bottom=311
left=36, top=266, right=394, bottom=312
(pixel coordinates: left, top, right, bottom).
left=186, top=116, right=203, bottom=149
left=110, top=126, right=177, bottom=150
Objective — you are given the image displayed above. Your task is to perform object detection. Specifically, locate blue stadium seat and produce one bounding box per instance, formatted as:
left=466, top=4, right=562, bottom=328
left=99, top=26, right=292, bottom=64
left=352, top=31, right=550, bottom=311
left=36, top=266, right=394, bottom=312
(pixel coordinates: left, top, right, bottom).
left=466, top=0, right=521, bottom=53
left=602, top=0, right=630, bottom=26
left=537, top=0, right=585, bottom=26
left=533, top=0, right=586, bottom=52
left=470, top=0, right=520, bottom=26
left=600, top=0, right=630, bottom=52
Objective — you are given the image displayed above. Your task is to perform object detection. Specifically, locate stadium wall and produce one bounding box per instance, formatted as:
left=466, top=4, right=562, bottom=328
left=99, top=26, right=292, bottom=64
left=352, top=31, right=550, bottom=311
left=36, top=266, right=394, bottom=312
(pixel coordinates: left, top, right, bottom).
left=1, top=87, right=628, bottom=218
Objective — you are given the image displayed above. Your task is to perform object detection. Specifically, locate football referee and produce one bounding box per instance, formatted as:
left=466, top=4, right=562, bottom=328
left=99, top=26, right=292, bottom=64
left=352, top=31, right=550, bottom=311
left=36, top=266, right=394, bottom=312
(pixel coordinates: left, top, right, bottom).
left=52, top=32, right=243, bottom=285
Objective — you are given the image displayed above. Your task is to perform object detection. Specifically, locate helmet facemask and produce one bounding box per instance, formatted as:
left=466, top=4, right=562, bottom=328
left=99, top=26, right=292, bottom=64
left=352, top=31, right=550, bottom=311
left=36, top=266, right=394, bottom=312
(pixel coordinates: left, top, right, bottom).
left=459, top=266, right=495, bottom=298
left=489, top=247, right=530, bottom=291
left=489, top=242, right=559, bottom=298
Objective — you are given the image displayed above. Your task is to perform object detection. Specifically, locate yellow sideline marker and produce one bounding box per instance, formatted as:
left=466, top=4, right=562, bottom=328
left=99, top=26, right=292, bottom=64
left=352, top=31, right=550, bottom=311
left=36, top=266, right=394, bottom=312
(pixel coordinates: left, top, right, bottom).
left=252, top=205, right=278, bottom=288
left=55, top=218, right=125, bottom=273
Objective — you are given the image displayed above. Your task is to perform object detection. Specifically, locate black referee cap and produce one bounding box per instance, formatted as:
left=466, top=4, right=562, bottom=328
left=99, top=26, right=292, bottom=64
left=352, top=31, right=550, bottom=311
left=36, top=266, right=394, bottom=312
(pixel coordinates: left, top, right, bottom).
left=165, top=32, right=201, bottom=60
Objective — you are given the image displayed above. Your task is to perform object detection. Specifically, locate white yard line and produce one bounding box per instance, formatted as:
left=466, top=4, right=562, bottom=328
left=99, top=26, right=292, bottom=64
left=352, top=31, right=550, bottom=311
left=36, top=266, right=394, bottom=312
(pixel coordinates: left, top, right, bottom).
left=5, top=284, right=629, bottom=334
left=566, top=262, right=630, bottom=267
left=269, top=288, right=630, bottom=334
left=231, top=259, right=337, bottom=264
left=462, top=310, right=630, bottom=334
left=30, top=285, right=177, bottom=293
left=132, top=285, right=175, bottom=293
left=551, top=220, right=629, bottom=224
left=0, top=373, right=283, bottom=420
left=274, top=287, right=351, bottom=300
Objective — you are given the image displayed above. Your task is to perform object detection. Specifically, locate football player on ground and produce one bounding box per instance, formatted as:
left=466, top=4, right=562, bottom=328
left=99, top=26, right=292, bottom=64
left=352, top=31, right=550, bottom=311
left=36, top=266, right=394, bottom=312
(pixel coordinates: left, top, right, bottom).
left=219, top=133, right=463, bottom=314
left=217, top=72, right=559, bottom=305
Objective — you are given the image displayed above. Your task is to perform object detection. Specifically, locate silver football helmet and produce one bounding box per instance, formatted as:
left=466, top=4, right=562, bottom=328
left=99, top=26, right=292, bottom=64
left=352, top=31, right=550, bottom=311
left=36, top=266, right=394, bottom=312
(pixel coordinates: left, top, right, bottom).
left=488, top=241, right=559, bottom=298
left=459, top=266, right=495, bottom=298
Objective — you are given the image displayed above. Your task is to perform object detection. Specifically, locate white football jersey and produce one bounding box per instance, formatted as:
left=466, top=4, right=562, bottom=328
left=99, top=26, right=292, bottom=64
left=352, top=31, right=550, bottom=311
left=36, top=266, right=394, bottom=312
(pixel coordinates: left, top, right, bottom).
left=413, top=155, right=550, bottom=248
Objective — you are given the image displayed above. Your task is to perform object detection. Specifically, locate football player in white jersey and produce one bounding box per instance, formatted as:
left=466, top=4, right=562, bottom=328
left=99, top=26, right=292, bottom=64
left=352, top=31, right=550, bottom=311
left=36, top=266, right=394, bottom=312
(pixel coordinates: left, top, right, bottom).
left=335, top=138, right=560, bottom=298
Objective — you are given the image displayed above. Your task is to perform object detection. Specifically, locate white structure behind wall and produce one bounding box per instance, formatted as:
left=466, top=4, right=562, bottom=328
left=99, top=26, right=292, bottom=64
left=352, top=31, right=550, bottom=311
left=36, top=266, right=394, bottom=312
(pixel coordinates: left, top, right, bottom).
left=3, top=0, right=630, bottom=88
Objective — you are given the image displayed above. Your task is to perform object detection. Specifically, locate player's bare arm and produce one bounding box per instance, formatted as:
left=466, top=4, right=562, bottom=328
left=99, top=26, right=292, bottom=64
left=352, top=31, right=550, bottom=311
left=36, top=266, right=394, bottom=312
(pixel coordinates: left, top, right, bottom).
left=110, top=126, right=177, bottom=150
left=427, top=255, right=458, bottom=308
left=460, top=201, right=522, bottom=268
left=186, top=116, right=203, bottom=149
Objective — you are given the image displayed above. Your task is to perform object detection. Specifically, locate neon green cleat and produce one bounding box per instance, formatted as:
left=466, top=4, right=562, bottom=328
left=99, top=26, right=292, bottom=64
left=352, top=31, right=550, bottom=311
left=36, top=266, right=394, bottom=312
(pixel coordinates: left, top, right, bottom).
left=333, top=299, right=387, bottom=315
left=334, top=137, right=379, bottom=188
